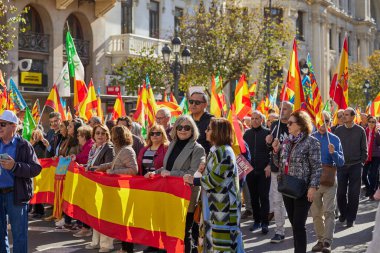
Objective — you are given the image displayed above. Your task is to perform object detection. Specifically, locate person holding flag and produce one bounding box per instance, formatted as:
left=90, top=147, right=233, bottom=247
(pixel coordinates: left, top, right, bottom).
left=243, top=110, right=271, bottom=235
left=310, top=111, right=344, bottom=253
left=265, top=101, right=293, bottom=243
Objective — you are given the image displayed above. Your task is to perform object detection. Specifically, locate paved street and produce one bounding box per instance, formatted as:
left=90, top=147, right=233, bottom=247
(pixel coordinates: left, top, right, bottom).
left=14, top=194, right=378, bottom=252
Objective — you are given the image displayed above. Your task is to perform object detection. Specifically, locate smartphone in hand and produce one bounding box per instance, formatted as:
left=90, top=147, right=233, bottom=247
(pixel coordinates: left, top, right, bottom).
left=0, top=154, right=10, bottom=160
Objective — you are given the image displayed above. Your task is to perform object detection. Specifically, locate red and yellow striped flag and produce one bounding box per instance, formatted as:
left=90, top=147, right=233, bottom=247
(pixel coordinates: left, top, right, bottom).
left=329, top=36, right=349, bottom=109
left=32, top=99, right=41, bottom=123
left=79, top=79, right=98, bottom=121
left=234, top=74, right=251, bottom=120
left=30, top=158, right=57, bottom=205
left=63, top=163, right=191, bottom=252
left=112, top=93, right=126, bottom=120
left=210, top=75, right=223, bottom=117
left=156, top=102, right=182, bottom=117
left=45, top=84, right=67, bottom=120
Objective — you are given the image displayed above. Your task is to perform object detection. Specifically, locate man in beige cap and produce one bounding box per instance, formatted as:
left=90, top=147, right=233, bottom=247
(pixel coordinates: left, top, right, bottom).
left=0, top=110, right=42, bottom=253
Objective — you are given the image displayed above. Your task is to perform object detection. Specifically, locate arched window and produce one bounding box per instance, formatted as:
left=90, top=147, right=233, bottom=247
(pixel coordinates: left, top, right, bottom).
left=20, top=5, right=43, bottom=33
left=63, top=14, right=83, bottom=40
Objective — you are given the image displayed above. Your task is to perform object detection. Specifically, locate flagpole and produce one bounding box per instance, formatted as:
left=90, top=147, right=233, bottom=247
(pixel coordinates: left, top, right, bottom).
left=276, top=82, right=288, bottom=139
left=38, top=105, right=46, bottom=126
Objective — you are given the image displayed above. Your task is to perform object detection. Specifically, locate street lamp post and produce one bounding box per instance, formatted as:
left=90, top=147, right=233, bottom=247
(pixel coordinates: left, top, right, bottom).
left=265, top=0, right=273, bottom=97
left=363, top=80, right=371, bottom=106
left=161, top=37, right=191, bottom=102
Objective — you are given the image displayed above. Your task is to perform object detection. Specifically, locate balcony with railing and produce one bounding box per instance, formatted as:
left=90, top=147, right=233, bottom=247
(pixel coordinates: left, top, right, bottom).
left=107, top=34, right=169, bottom=58
left=63, top=38, right=90, bottom=66
left=18, top=32, right=50, bottom=54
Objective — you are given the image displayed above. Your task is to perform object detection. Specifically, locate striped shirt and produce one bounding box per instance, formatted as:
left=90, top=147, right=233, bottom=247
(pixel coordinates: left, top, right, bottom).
left=142, top=149, right=157, bottom=175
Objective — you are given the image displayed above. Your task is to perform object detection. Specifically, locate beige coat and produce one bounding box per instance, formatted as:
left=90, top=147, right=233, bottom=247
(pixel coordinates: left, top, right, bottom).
left=99, top=145, right=138, bottom=175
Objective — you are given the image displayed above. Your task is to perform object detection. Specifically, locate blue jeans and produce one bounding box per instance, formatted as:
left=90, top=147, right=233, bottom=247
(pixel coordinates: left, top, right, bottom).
left=0, top=192, right=28, bottom=253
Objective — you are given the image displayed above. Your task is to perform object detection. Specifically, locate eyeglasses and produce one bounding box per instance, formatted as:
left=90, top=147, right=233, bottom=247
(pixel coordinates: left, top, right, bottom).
left=150, top=131, right=162, bottom=137
left=287, top=121, right=297, bottom=126
left=337, top=115, right=343, bottom=119
left=95, top=131, right=106, bottom=136
left=0, top=122, right=9, bottom=128
left=155, top=116, right=166, bottom=121
left=177, top=125, right=192, bottom=131
left=369, top=121, right=377, bottom=124
left=188, top=100, right=206, bottom=106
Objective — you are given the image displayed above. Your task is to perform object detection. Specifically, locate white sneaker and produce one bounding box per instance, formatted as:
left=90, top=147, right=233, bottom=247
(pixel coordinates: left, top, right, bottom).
left=73, top=228, right=92, bottom=237
left=98, top=248, right=113, bottom=253
left=85, top=244, right=99, bottom=250
left=55, top=218, right=65, bottom=227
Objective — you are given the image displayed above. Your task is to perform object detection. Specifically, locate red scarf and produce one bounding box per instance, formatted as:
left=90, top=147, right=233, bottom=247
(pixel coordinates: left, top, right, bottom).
left=366, top=127, right=374, bottom=163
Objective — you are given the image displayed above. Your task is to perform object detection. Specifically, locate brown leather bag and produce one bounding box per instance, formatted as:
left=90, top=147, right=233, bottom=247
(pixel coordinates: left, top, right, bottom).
left=320, top=164, right=336, bottom=187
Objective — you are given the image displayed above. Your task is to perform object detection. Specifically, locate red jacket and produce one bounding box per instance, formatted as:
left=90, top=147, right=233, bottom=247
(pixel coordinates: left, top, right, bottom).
left=137, top=144, right=168, bottom=175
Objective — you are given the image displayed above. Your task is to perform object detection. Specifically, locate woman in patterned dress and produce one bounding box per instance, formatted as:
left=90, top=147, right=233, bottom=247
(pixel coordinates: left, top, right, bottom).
left=184, top=118, right=244, bottom=252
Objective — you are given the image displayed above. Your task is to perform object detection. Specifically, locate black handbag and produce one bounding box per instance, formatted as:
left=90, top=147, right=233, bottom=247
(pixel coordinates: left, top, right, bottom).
left=278, top=173, right=307, bottom=199
left=277, top=143, right=307, bottom=199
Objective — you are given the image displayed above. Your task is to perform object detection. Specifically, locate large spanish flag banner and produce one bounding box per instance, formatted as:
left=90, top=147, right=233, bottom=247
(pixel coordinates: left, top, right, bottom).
left=30, top=158, right=58, bottom=204
left=62, top=163, right=191, bottom=252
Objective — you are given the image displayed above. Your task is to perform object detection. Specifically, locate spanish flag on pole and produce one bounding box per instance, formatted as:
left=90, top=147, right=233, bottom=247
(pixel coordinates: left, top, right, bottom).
left=45, top=84, right=66, bottom=120
left=329, top=36, right=349, bottom=109
left=283, top=39, right=304, bottom=111
left=210, top=75, right=223, bottom=117
left=66, top=31, right=88, bottom=110
left=234, top=74, right=251, bottom=120
left=112, top=93, right=126, bottom=120
left=79, top=79, right=98, bottom=121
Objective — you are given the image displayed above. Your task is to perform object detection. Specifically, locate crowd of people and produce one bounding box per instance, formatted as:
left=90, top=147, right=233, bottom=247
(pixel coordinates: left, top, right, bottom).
left=0, top=89, right=379, bottom=253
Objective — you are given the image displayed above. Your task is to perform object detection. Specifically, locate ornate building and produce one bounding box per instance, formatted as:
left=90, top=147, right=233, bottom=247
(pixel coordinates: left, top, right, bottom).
left=243, top=0, right=378, bottom=101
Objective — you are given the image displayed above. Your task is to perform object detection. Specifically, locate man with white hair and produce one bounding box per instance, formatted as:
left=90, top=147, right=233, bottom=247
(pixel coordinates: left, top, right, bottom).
left=88, top=116, right=102, bottom=128
left=0, top=110, right=42, bottom=252
left=155, top=107, right=172, bottom=141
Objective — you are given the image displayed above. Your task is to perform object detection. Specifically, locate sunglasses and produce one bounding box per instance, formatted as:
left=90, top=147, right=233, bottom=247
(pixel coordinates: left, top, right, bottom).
left=150, top=131, right=162, bottom=137
left=369, top=121, right=377, bottom=124
left=287, top=121, right=297, bottom=126
left=188, top=100, right=205, bottom=105
left=324, top=120, right=330, bottom=124
left=177, top=125, right=192, bottom=131
left=0, top=122, right=9, bottom=128
left=95, top=131, right=106, bottom=136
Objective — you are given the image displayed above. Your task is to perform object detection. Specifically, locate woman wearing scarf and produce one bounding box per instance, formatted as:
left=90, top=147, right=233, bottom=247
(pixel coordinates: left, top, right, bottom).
left=362, top=116, right=380, bottom=200
left=183, top=118, right=243, bottom=253
left=272, top=111, right=322, bottom=253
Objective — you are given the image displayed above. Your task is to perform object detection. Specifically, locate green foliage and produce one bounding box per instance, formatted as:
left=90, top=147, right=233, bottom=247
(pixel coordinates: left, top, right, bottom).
left=0, top=2, right=28, bottom=64
left=111, top=47, right=171, bottom=95
left=349, top=50, right=380, bottom=108
left=178, top=0, right=293, bottom=96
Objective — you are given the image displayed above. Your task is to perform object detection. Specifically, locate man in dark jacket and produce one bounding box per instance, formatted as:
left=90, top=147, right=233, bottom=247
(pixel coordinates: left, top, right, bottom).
left=244, top=110, right=271, bottom=234
left=46, top=112, right=62, bottom=158
left=189, top=91, right=214, bottom=155
left=0, top=110, right=42, bottom=253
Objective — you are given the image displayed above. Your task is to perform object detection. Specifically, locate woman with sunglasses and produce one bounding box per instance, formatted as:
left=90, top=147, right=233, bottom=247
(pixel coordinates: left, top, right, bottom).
left=183, top=118, right=244, bottom=253
left=92, top=125, right=138, bottom=253
left=83, top=124, right=116, bottom=250
left=137, top=124, right=169, bottom=176
left=272, top=111, right=322, bottom=253
left=362, top=116, right=380, bottom=200
left=146, top=115, right=206, bottom=253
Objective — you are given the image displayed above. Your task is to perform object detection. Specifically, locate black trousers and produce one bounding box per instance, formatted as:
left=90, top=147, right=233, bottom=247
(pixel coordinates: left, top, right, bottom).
left=337, top=163, right=362, bottom=222
left=121, top=241, right=134, bottom=253
left=34, top=204, right=44, bottom=215
left=185, top=212, right=195, bottom=253
left=246, top=172, right=270, bottom=225
left=283, top=195, right=311, bottom=253
left=362, top=158, right=380, bottom=196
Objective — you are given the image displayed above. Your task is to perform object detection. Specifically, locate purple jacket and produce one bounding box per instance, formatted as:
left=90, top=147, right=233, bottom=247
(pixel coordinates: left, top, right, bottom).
left=13, top=137, right=42, bottom=205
